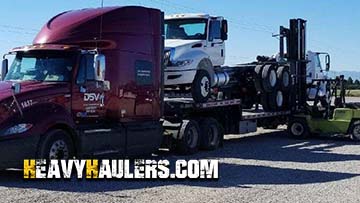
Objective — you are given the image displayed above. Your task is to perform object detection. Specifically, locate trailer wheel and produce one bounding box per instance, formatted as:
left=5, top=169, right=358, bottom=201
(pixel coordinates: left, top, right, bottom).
left=192, top=70, right=211, bottom=103
left=288, top=118, right=310, bottom=138
left=262, top=64, right=277, bottom=93
left=38, top=129, right=75, bottom=160
left=349, top=120, right=360, bottom=141
left=176, top=120, right=200, bottom=154
left=261, top=90, right=284, bottom=111
left=254, top=64, right=264, bottom=92
left=277, top=66, right=290, bottom=91
left=199, top=118, right=222, bottom=150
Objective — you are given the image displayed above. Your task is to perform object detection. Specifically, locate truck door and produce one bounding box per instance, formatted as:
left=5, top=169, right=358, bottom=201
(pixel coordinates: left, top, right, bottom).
left=72, top=54, right=125, bottom=157
left=207, top=19, right=225, bottom=66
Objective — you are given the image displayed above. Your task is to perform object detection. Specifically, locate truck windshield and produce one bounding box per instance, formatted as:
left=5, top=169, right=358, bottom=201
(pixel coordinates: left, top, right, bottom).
left=5, top=51, right=75, bottom=82
left=165, top=19, right=207, bottom=40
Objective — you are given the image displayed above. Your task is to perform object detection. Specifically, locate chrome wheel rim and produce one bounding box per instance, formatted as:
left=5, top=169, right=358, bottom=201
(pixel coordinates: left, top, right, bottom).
left=276, top=91, right=283, bottom=107
left=270, top=70, right=277, bottom=87
left=200, top=76, right=210, bottom=97
left=49, top=140, right=69, bottom=159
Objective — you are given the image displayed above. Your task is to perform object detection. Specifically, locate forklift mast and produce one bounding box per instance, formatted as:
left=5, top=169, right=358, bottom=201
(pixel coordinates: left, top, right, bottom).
left=279, top=19, right=307, bottom=112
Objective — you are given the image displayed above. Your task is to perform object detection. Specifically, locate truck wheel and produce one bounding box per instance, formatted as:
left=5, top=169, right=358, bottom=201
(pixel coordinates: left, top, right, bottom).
left=349, top=121, right=360, bottom=141
left=262, top=64, right=277, bottom=93
left=261, top=93, right=271, bottom=111
left=254, top=64, right=264, bottom=92
left=288, top=118, right=310, bottom=138
left=199, top=118, right=222, bottom=150
left=261, top=90, right=283, bottom=111
left=277, top=66, right=290, bottom=91
left=176, top=120, right=200, bottom=155
left=192, top=70, right=211, bottom=103
left=38, top=129, right=75, bottom=160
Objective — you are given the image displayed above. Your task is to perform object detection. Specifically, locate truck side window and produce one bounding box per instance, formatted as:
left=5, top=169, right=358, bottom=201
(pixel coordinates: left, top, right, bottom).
left=209, top=20, right=221, bottom=41
left=76, top=54, right=95, bottom=84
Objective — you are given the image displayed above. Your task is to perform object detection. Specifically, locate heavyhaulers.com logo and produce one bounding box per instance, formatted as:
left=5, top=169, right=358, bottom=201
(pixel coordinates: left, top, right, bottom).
left=23, top=159, right=219, bottom=179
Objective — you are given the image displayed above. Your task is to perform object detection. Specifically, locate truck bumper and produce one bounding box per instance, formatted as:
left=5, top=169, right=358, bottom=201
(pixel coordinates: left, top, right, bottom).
left=164, top=68, right=197, bottom=86
left=0, top=135, right=39, bottom=169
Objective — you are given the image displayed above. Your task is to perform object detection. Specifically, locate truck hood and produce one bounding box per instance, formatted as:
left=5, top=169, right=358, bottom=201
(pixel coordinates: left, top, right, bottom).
left=165, top=39, right=203, bottom=49
left=0, top=81, right=69, bottom=101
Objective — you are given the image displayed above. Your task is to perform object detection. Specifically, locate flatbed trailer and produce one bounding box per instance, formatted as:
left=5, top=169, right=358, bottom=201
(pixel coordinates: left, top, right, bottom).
left=162, top=97, right=291, bottom=154
left=161, top=18, right=308, bottom=154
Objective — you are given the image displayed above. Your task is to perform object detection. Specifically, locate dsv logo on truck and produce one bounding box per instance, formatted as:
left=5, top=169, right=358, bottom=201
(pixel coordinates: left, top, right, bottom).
left=84, top=93, right=105, bottom=102
left=23, top=159, right=219, bottom=179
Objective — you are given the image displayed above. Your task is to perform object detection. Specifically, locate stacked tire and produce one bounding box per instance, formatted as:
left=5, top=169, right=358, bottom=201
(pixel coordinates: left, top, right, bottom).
left=255, top=64, right=291, bottom=111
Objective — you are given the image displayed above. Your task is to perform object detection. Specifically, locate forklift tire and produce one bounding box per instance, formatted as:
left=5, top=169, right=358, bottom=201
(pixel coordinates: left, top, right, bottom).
left=288, top=118, right=310, bottom=139
left=262, top=64, right=277, bottom=93
left=199, top=118, right=222, bottom=150
left=175, top=120, right=200, bottom=155
left=277, top=66, right=290, bottom=91
left=349, top=120, right=360, bottom=141
left=254, top=64, right=264, bottom=92
left=37, top=129, right=75, bottom=160
left=192, top=70, right=211, bottom=103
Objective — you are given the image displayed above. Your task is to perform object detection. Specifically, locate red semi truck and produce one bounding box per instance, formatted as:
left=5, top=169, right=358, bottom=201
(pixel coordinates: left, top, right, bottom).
left=0, top=7, right=164, bottom=168
left=0, top=6, right=308, bottom=169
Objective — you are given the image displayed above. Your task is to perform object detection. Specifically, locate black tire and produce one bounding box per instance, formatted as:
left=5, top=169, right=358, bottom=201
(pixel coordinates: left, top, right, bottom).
left=192, top=70, right=211, bottom=103
left=288, top=118, right=310, bottom=138
left=176, top=120, right=200, bottom=155
left=282, top=92, right=290, bottom=110
left=254, top=64, right=264, bottom=92
left=38, top=129, right=75, bottom=160
left=349, top=120, right=360, bottom=141
left=261, top=90, right=284, bottom=111
left=262, top=64, right=277, bottom=93
left=199, top=118, right=222, bottom=150
left=261, top=93, right=272, bottom=111
left=277, top=66, right=290, bottom=91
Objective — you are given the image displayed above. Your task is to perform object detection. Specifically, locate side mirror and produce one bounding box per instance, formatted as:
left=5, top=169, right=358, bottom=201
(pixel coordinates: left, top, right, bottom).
left=325, top=54, right=330, bottom=71
left=221, top=20, right=228, bottom=41
left=1, top=58, right=8, bottom=81
left=103, top=80, right=111, bottom=91
left=94, top=54, right=106, bottom=82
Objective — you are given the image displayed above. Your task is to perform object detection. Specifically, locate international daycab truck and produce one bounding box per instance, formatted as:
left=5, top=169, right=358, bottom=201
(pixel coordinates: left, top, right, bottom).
left=0, top=6, right=338, bottom=169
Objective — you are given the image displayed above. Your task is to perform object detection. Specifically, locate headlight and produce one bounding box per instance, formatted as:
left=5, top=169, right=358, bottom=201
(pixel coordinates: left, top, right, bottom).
left=3, top=123, right=33, bottom=136
left=172, top=59, right=194, bottom=67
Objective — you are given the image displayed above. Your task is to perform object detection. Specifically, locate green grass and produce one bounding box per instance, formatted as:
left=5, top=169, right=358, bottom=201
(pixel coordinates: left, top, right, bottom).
left=344, top=89, right=360, bottom=97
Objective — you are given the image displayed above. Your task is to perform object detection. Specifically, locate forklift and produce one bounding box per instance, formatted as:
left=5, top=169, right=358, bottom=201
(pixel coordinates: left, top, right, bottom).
left=278, top=19, right=360, bottom=141
left=288, top=75, right=360, bottom=141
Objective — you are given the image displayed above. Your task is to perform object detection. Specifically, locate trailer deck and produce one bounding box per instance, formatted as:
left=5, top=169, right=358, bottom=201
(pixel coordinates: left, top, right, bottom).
left=164, top=97, right=290, bottom=120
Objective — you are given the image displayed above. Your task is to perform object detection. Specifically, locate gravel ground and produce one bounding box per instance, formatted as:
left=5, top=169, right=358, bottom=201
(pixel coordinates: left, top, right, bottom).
left=0, top=129, right=359, bottom=203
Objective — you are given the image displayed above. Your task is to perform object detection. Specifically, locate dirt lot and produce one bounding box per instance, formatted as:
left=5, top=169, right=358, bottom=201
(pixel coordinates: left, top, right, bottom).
left=0, top=128, right=359, bottom=203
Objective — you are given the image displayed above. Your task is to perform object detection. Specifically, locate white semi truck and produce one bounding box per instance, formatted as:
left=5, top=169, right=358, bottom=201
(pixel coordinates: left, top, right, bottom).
left=163, top=13, right=331, bottom=106
left=164, top=13, right=228, bottom=102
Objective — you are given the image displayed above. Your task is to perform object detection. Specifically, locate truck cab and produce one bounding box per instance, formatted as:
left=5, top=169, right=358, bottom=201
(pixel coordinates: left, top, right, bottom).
left=164, top=14, right=228, bottom=102
left=0, top=6, right=164, bottom=169
left=306, top=51, right=331, bottom=105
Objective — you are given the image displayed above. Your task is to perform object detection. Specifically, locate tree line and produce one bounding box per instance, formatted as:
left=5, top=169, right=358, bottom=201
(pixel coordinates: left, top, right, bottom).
left=347, top=77, right=360, bottom=89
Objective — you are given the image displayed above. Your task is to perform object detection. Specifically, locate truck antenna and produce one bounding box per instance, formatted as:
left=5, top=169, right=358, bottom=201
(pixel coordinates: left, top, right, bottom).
left=96, top=0, right=104, bottom=52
